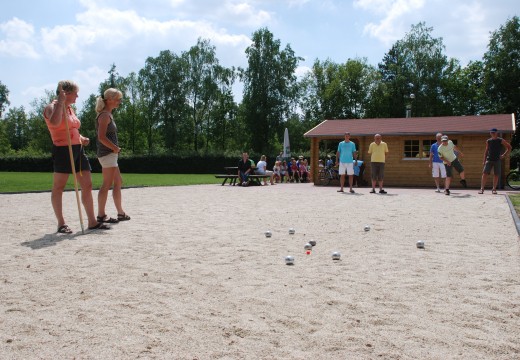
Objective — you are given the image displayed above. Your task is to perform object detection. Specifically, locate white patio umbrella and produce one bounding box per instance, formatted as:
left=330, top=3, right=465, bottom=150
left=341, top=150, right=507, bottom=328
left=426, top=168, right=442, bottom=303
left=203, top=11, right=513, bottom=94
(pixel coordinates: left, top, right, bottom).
left=283, top=128, right=291, bottom=160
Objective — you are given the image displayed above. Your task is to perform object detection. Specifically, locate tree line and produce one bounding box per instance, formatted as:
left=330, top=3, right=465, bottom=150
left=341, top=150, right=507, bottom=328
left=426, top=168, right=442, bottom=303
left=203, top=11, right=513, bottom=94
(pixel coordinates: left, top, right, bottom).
left=0, top=17, right=519, bottom=158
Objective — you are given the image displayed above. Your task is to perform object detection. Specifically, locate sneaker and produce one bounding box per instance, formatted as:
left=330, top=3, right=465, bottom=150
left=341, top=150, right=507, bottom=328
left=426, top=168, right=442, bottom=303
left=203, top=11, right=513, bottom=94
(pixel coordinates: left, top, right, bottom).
left=349, top=189, right=355, bottom=193
left=460, top=179, right=467, bottom=188
left=379, top=189, right=387, bottom=194
left=435, top=188, right=441, bottom=193
left=370, top=189, right=376, bottom=194
left=445, top=189, right=450, bottom=195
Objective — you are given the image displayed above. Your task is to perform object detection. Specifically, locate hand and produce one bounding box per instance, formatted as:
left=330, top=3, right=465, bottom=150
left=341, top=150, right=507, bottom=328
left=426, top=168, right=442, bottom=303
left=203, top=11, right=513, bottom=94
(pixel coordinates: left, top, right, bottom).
left=80, top=136, right=90, bottom=146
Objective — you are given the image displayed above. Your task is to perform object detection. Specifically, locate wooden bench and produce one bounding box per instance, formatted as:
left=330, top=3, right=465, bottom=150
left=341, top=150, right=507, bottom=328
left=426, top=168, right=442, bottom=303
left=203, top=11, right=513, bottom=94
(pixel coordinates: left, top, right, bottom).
left=214, top=174, right=239, bottom=186
left=248, top=174, right=271, bottom=185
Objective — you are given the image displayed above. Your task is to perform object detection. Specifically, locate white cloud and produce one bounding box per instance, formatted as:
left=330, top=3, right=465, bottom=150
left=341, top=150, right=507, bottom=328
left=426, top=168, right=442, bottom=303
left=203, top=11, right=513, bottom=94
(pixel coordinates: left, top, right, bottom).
left=0, top=17, right=40, bottom=58
left=354, top=0, right=426, bottom=45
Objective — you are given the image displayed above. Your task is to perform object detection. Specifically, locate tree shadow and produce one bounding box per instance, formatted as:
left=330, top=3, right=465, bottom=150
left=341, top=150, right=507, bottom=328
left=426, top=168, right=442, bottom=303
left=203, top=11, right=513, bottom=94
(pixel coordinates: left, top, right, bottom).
left=21, top=232, right=81, bottom=250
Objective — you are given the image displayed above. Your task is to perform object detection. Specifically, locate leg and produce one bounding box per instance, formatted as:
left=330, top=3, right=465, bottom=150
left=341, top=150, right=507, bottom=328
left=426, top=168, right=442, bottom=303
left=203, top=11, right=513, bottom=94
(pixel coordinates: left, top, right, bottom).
left=339, top=174, right=345, bottom=191
left=111, top=167, right=125, bottom=215
left=434, top=177, right=440, bottom=190
left=98, top=166, right=117, bottom=218
left=348, top=174, right=354, bottom=191
left=493, top=174, right=499, bottom=191
left=76, top=171, right=98, bottom=228
left=51, top=173, right=70, bottom=228
left=480, top=172, right=488, bottom=192
left=379, top=179, right=384, bottom=191
left=371, top=179, right=376, bottom=191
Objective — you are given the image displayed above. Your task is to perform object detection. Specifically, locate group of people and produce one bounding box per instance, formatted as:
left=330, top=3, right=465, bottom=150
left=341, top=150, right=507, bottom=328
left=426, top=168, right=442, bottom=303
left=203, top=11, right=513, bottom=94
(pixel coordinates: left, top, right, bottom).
left=237, top=153, right=310, bottom=186
left=334, top=129, right=511, bottom=196
left=44, top=80, right=130, bottom=234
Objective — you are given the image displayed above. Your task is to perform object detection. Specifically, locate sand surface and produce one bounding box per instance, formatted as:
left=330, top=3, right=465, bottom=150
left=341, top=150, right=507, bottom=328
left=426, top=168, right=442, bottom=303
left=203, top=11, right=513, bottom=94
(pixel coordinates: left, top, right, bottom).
left=1, top=184, right=519, bottom=359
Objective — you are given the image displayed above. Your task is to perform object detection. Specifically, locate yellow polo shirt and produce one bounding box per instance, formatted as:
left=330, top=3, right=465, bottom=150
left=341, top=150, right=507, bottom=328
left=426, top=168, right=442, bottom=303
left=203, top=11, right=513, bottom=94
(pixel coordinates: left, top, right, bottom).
left=368, top=141, right=388, bottom=163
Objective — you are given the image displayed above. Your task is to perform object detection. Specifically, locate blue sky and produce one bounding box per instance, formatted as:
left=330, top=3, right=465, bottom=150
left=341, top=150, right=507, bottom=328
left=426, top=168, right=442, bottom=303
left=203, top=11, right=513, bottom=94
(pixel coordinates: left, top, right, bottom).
left=1, top=0, right=517, bottom=113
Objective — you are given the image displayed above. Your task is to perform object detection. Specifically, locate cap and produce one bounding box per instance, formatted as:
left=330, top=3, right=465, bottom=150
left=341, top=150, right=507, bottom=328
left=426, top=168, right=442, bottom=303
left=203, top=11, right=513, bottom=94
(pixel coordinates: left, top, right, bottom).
left=490, top=128, right=498, bottom=132
left=441, top=135, right=448, bottom=141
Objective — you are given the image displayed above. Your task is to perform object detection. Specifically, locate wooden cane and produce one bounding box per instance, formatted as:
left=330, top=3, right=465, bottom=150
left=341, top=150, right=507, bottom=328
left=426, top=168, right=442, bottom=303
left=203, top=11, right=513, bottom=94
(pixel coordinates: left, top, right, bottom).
left=59, top=84, right=85, bottom=234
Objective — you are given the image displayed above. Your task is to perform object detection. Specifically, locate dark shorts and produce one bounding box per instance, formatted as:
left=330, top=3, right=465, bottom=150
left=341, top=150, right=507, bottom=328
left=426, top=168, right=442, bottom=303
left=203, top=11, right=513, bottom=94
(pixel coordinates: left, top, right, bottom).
left=483, top=160, right=501, bottom=175
left=52, top=144, right=92, bottom=174
left=445, top=158, right=464, bottom=177
left=370, top=162, right=385, bottom=181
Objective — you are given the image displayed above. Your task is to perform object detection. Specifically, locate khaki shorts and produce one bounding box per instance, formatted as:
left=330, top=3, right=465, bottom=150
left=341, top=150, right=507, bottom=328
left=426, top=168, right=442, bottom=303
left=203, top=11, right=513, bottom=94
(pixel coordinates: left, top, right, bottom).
left=98, top=152, right=119, bottom=168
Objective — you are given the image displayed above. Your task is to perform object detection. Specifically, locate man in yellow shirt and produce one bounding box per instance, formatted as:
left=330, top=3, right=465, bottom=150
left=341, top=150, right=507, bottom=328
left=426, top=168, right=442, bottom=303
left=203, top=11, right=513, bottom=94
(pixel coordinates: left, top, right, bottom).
left=368, top=134, right=389, bottom=194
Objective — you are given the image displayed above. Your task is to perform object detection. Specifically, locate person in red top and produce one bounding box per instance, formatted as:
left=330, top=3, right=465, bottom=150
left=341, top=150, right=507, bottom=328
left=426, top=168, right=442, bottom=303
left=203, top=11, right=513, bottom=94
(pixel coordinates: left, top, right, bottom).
left=43, top=80, right=109, bottom=233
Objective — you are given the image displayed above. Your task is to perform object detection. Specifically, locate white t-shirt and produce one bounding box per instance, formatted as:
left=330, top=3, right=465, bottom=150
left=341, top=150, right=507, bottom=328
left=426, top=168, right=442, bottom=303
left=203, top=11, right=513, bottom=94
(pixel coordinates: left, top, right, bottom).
left=256, top=160, right=267, bottom=173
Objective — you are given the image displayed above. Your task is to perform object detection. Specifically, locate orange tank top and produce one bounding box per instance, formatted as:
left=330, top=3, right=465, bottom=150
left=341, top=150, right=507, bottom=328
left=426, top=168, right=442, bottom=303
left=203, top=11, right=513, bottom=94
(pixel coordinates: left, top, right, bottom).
left=44, top=101, right=81, bottom=146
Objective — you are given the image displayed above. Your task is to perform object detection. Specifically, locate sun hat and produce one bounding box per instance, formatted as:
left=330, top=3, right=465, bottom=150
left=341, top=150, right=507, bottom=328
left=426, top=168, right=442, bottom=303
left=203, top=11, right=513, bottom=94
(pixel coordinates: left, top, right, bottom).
left=441, top=135, right=448, bottom=141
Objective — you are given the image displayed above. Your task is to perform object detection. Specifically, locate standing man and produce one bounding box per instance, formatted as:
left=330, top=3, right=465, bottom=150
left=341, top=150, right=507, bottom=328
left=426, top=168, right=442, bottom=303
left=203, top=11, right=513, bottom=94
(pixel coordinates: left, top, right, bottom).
left=336, top=132, right=358, bottom=193
left=429, top=133, right=446, bottom=193
left=368, top=133, right=389, bottom=194
left=238, top=152, right=252, bottom=186
left=437, top=135, right=467, bottom=196
left=478, top=128, right=512, bottom=194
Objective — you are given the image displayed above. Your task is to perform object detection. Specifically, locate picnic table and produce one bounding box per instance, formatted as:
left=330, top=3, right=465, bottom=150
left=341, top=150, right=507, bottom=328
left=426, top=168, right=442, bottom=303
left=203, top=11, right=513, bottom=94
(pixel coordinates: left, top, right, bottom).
left=214, top=166, right=270, bottom=186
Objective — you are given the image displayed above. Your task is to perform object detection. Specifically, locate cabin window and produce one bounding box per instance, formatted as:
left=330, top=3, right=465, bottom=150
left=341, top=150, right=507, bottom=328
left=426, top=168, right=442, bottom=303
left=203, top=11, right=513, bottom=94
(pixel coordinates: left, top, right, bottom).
left=404, top=140, right=420, bottom=158
left=422, top=140, right=436, bottom=158
left=403, top=139, right=459, bottom=159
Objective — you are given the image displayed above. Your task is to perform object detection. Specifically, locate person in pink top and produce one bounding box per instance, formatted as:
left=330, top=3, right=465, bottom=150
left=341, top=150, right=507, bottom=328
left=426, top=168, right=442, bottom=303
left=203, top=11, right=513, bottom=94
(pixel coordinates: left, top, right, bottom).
left=44, top=80, right=109, bottom=233
left=299, top=159, right=309, bottom=182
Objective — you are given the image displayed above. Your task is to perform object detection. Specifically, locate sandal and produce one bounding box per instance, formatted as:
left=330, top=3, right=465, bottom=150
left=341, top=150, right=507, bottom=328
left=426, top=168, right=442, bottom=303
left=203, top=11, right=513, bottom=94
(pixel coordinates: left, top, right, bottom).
left=492, top=189, right=498, bottom=195
left=57, top=224, right=73, bottom=234
left=478, top=189, right=484, bottom=194
left=117, top=213, right=131, bottom=221
left=88, top=222, right=111, bottom=230
left=97, top=215, right=119, bottom=223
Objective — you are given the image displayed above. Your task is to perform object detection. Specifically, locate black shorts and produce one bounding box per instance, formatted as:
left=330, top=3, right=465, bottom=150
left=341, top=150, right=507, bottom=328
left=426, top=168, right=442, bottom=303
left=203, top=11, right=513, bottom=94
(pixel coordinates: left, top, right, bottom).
left=52, top=144, right=92, bottom=174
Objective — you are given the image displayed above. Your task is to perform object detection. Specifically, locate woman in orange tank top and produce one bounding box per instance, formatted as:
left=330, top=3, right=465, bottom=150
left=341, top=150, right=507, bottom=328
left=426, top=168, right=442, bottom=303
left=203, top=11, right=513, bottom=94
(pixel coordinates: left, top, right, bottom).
left=43, top=80, right=110, bottom=233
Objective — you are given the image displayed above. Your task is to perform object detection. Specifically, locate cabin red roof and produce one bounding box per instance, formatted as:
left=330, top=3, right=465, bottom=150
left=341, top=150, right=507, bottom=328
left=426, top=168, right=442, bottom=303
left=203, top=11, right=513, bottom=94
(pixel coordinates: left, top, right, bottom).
left=304, top=114, right=516, bottom=138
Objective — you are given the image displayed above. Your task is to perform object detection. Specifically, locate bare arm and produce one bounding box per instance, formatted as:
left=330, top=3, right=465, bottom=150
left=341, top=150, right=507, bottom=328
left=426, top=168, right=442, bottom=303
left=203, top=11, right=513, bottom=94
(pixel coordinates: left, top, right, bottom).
left=501, top=139, right=512, bottom=159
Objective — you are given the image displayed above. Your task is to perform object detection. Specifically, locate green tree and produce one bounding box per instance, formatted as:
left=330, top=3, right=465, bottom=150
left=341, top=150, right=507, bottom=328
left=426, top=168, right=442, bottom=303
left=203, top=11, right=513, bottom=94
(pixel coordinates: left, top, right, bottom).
left=483, top=16, right=520, bottom=144
left=4, top=106, right=29, bottom=151
left=26, top=90, right=55, bottom=153
left=0, top=81, right=9, bottom=118
left=377, top=22, right=453, bottom=118
left=300, top=58, right=379, bottom=121
left=240, top=28, right=302, bottom=154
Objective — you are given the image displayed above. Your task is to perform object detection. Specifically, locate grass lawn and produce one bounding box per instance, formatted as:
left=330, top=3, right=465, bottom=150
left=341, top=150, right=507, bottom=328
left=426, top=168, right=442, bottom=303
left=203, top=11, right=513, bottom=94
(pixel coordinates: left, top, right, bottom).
left=0, top=172, right=221, bottom=193
left=508, top=193, right=520, bottom=217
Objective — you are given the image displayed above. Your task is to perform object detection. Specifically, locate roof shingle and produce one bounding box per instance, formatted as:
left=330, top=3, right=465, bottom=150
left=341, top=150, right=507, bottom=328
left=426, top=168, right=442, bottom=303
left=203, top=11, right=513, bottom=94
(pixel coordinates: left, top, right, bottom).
left=304, top=114, right=516, bottom=138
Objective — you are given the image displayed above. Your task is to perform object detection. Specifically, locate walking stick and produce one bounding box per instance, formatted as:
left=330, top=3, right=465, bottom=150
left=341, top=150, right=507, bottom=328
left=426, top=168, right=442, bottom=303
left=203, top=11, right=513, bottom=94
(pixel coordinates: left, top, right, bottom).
left=59, top=85, right=85, bottom=234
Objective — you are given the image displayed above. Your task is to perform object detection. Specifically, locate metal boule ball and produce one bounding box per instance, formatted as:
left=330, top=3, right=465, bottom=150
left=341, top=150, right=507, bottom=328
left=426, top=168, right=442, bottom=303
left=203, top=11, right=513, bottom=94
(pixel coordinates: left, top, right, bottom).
left=285, top=255, right=295, bottom=265
left=364, top=225, right=370, bottom=232
left=289, top=228, right=295, bottom=235
left=304, top=243, right=313, bottom=250
left=331, top=251, right=341, bottom=260
left=265, top=230, right=272, bottom=238
left=309, top=240, right=317, bottom=247
left=416, top=240, right=425, bottom=249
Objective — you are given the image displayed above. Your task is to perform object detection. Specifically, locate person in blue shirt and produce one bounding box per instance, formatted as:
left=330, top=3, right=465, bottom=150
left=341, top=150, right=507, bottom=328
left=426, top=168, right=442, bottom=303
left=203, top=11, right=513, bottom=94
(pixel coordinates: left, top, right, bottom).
left=428, top=133, right=446, bottom=193
left=335, top=132, right=358, bottom=193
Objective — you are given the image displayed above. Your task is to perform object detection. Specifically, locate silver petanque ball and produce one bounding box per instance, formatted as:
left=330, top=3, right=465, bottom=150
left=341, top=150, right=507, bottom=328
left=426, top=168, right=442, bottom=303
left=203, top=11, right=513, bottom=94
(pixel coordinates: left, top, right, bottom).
left=309, top=240, right=317, bottom=247
left=285, top=255, right=295, bottom=265
left=331, top=251, right=341, bottom=260
left=416, top=240, right=425, bottom=249
left=265, top=230, right=272, bottom=238
left=304, top=243, right=313, bottom=250
left=364, top=225, right=371, bottom=232
left=289, top=228, right=296, bottom=235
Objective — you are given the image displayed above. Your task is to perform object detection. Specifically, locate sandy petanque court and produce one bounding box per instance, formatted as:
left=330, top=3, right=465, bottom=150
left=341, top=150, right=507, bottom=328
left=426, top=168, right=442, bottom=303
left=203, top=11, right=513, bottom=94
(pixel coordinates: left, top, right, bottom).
left=1, top=184, right=519, bottom=359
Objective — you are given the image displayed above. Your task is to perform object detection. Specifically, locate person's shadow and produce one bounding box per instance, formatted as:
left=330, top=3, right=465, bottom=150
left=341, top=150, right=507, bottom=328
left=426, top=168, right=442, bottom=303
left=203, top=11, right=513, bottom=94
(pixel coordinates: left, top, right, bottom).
left=21, top=232, right=80, bottom=250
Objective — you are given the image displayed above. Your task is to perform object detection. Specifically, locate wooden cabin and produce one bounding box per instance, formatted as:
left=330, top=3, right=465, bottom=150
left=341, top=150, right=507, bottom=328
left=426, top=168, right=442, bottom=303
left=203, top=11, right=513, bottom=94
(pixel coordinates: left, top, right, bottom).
left=304, top=114, right=516, bottom=188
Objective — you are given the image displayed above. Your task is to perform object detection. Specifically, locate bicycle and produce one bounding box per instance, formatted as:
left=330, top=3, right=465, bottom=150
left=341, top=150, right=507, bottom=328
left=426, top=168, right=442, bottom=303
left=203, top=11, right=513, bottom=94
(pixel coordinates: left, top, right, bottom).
left=506, top=166, right=520, bottom=190
left=319, top=164, right=340, bottom=185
